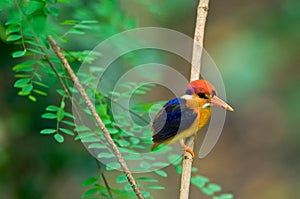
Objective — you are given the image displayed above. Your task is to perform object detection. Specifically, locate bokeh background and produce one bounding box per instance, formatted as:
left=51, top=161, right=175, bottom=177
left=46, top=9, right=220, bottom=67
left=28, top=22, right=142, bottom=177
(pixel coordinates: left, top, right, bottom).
left=1, top=0, right=300, bottom=198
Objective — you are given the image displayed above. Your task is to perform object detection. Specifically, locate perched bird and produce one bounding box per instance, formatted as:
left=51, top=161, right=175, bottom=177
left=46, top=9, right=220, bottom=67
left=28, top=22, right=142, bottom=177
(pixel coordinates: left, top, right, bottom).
left=151, top=80, right=234, bottom=158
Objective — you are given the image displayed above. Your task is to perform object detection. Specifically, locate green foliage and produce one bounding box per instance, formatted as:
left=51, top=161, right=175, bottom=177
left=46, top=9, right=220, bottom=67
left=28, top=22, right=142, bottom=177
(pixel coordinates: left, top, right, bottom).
left=213, top=193, right=234, bottom=199
left=191, top=175, right=234, bottom=198
left=154, top=170, right=168, bottom=178
left=170, top=154, right=232, bottom=198
left=41, top=99, right=76, bottom=143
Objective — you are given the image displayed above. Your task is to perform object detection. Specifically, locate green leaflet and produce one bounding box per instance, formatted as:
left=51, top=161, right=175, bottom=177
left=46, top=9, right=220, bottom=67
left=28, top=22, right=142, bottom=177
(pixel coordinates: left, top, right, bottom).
left=54, top=133, right=64, bottom=143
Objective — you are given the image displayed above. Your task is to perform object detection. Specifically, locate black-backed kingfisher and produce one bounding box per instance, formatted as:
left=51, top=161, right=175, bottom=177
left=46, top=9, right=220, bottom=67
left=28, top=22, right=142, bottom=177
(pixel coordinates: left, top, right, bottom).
left=151, top=80, right=234, bottom=158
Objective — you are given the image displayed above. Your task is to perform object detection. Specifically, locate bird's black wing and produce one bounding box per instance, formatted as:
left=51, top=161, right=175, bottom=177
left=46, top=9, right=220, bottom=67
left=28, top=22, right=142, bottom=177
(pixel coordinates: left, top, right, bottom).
left=152, top=98, right=197, bottom=143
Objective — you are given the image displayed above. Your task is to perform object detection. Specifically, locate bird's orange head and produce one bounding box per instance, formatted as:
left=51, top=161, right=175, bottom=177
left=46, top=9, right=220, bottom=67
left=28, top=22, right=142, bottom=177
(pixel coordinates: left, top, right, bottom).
left=186, top=80, right=234, bottom=111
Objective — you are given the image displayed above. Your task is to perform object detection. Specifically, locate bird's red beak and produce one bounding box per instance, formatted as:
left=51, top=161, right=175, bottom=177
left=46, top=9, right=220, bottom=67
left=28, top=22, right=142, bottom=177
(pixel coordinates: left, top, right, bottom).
left=210, top=96, right=234, bottom=112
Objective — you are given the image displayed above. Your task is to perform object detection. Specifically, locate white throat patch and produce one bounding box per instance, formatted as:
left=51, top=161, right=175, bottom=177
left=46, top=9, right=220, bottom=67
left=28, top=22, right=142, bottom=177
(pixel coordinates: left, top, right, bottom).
left=202, top=103, right=211, bottom=109
left=181, top=95, right=193, bottom=100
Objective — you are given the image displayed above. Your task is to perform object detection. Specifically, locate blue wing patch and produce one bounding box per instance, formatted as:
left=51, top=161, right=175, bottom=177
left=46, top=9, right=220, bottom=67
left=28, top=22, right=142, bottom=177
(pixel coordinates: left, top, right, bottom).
left=152, top=98, right=198, bottom=143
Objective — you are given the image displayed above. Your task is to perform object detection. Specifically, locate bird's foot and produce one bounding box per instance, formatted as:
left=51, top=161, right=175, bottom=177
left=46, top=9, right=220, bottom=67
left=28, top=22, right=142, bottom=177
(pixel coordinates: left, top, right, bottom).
left=183, top=146, right=195, bottom=158
left=180, top=139, right=195, bottom=158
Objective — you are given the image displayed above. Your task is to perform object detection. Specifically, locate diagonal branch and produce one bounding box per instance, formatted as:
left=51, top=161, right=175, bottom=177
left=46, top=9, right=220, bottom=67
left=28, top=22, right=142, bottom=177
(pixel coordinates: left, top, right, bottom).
left=48, top=36, right=144, bottom=199
left=180, top=0, right=210, bottom=199
left=41, top=45, right=115, bottom=197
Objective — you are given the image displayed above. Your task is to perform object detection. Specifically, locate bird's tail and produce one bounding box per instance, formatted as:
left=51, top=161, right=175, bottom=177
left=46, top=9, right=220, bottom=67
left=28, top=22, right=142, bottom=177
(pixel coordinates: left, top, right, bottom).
left=151, top=142, right=160, bottom=151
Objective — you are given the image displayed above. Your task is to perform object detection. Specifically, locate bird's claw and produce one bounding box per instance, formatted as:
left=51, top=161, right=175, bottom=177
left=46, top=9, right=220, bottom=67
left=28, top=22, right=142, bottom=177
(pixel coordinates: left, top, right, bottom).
left=180, top=139, right=195, bottom=158
left=183, top=146, right=195, bottom=158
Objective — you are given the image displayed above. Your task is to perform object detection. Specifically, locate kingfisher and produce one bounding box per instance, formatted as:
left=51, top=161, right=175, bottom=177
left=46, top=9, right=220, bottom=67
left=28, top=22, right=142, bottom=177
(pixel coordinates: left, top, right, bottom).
left=151, top=80, right=234, bottom=158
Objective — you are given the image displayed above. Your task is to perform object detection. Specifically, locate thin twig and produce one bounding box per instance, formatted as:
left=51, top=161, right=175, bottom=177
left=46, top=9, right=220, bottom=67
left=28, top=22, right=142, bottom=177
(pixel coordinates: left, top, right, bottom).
left=42, top=53, right=72, bottom=99
left=48, top=36, right=144, bottom=199
left=180, top=0, right=210, bottom=199
left=95, top=159, right=113, bottom=199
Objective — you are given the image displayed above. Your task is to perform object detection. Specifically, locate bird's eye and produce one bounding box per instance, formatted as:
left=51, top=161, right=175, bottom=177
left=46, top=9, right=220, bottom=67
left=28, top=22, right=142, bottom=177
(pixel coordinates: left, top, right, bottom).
left=212, top=90, right=216, bottom=97
left=198, top=92, right=208, bottom=99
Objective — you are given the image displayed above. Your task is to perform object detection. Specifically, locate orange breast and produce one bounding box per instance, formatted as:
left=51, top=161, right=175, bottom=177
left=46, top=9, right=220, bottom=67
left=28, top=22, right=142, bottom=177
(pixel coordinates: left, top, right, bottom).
left=184, top=96, right=212, bottom=132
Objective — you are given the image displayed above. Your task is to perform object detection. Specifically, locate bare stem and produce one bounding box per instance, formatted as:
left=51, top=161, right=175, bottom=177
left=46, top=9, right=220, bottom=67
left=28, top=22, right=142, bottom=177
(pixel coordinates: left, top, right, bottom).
left=48, top=36, right=144, bottom=199
left=95, top=159, right=113, bottom=199
left=180, top=0, right=210, bottom=199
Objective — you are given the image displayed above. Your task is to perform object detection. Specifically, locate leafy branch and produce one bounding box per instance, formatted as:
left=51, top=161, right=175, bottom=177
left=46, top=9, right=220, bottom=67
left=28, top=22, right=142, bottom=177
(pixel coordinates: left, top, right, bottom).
left=48, top=35, right=144, bottom=199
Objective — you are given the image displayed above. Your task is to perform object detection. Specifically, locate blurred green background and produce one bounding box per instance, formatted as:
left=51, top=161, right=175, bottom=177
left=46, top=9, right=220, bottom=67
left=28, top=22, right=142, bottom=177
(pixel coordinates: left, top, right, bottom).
left=1, top=0, right=300, bottom=198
